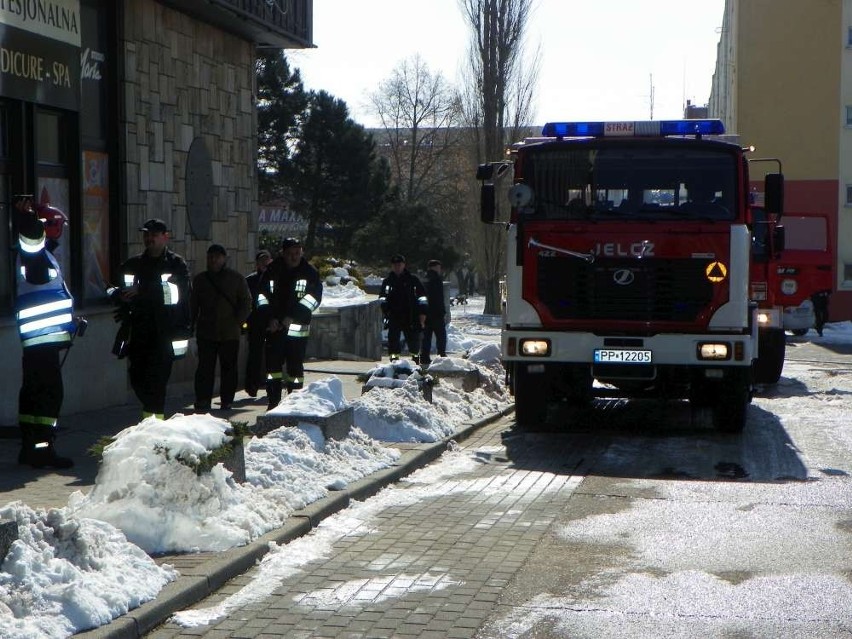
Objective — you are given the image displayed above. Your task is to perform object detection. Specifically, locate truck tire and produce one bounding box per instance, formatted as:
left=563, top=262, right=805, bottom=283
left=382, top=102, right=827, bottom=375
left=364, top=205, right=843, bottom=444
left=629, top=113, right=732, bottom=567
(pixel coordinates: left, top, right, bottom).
left=513, top=364, right=549, bottom=429
left=712, top=369, right=750, bottom=433
left=754, top=328, right=785, bottom=384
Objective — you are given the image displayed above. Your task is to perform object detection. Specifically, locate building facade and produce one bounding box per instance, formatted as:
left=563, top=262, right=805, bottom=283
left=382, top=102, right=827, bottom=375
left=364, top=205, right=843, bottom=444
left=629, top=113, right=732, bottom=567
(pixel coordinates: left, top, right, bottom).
left=709, top=0, right=852, bottom=319
left=0, top=0, right=312, bottom=424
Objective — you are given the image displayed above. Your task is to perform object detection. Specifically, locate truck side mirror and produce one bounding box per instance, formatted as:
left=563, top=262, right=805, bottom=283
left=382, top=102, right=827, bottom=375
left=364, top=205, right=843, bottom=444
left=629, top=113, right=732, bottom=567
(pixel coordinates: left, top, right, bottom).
left=481, top=183, right=496, bottom=223
left=764, top=173, right=784, bottom=217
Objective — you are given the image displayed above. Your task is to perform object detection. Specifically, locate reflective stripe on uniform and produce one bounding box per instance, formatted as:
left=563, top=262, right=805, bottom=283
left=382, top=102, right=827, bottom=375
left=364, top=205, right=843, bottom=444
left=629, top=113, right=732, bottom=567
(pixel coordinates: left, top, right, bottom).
left=19, top=234, right=45, bottom=254
left=287, top=323, right=310, bottom=338
left=22, top=332, right=72, bottom=348
left=17, top=298, right=72, bottom=320
left=267, top=371, right=283, bottom=381
left=161, top=273, right=179, bottom=305
left=172, top=339, right=189, bottom=357
left=299, top=294, right=319, bottom=312
left=19, top=414, right=58, bottom=427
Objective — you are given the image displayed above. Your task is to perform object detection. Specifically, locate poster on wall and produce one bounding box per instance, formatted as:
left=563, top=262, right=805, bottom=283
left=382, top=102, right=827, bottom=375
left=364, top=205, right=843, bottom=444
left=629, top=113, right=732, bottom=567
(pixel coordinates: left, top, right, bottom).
left=35, top=177, right=70, bottom=278
left=82, top=150, right=109, bottom=300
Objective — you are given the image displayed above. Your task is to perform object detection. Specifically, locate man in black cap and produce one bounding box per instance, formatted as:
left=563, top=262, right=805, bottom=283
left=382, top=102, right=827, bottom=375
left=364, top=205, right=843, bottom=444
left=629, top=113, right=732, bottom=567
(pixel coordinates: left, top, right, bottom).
left=190, top=244, right=252, bottom=412
left=261, top=237, right=323, bottom=409
left=379, top=254, right=428, bottom=363
left=244, top=249, right=273, bottom=397
left=110, top=218, right=192, bottom=419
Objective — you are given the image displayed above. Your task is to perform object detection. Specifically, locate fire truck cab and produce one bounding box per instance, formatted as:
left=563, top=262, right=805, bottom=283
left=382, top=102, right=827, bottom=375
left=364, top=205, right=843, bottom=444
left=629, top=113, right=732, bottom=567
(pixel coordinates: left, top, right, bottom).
left=478, top=119, right=784, bottom=433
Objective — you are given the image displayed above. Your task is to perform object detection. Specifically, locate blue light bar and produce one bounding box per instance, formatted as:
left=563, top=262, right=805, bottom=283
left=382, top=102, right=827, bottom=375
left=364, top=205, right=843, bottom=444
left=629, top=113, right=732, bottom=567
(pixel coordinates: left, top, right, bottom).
left=541, top=119, right=726, bottom=138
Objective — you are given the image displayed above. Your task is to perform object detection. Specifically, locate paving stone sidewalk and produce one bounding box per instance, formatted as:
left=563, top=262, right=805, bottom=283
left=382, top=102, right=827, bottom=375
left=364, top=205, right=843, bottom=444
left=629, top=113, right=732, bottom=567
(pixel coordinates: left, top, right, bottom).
left=0, top=357, right=513, bottom=639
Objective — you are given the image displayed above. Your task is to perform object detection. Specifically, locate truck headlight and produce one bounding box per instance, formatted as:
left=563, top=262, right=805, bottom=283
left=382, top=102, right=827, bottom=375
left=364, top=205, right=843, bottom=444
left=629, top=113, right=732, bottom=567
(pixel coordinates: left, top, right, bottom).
left=697, top=342, right=731, bottom=360
left=520, top=339, right=550, bottom=356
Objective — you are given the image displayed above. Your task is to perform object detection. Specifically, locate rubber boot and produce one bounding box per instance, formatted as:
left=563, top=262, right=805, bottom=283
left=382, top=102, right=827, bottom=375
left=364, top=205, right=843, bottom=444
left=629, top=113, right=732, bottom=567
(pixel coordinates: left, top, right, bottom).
left=19, top=425, right=73, bottom=469
left=267, top=378, right=282, bottom=410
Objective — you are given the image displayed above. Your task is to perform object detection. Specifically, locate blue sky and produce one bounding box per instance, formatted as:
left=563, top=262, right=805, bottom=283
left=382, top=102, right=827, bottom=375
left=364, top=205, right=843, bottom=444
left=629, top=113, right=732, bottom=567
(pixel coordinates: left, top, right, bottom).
left=289, top=0, right=726, bottom=128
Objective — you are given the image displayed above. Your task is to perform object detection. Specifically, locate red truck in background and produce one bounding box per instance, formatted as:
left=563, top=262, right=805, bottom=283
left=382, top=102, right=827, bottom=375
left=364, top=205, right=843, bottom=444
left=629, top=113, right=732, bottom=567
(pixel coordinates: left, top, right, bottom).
left=767, top=213, right=833, bottom=336
left=749, top=208, right=833, bottom=384
left=477, top=119, right=785, bottom=433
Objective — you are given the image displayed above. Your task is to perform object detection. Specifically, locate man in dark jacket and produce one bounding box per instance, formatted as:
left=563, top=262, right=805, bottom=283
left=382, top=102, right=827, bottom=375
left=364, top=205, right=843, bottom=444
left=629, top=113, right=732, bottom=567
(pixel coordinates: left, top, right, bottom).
left=112, top=218, right=192, bottom=419
left=379, top=254, right=428, bottom=363
left=191, top=244, right=252, bottom=412
left=244, top=249, right=272, bottom=397
left=262, top=237, right=323, bottom=409
left=14, top=195, right=79, bottom=469
left=420, top=259, right=448, bottom=367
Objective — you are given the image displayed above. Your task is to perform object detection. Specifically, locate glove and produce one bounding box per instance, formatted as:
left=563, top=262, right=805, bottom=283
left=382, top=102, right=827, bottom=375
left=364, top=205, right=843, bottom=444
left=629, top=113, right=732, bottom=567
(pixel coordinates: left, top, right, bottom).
left=382, top=316, right=389, bottom=330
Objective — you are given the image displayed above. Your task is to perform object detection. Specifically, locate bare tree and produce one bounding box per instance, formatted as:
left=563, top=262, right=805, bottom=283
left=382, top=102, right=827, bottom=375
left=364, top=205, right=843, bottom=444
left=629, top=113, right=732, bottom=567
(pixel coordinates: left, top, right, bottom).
left=459, top=0, right=539, bottom=314
left=369, top=55, right=463, bottom=206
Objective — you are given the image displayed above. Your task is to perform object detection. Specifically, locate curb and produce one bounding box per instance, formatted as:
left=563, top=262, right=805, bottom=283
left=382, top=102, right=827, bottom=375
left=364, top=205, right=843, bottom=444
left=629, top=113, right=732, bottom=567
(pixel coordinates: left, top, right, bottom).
left=74, top=405, right=513, bottom=639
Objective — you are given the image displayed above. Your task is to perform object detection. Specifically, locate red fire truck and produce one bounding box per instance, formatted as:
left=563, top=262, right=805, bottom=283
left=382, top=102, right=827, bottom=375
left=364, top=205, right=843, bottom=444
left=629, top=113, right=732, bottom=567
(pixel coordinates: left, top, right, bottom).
left=757, top=212, right=833, bottom=336
left=477, top=119, right=784, bottom=432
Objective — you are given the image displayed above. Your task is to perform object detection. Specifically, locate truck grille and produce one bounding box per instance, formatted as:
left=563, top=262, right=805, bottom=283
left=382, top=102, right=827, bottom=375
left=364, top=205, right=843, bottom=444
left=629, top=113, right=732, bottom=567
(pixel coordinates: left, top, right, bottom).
left=537, top=257, right=714, bottom=322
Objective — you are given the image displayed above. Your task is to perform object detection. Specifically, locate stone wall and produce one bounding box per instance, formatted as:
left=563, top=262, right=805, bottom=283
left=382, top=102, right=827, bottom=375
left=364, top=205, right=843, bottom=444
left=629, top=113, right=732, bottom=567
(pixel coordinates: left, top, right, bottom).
left=121, top=0, right=259, bottom=275
left=307, top=301, right=383, bottom=361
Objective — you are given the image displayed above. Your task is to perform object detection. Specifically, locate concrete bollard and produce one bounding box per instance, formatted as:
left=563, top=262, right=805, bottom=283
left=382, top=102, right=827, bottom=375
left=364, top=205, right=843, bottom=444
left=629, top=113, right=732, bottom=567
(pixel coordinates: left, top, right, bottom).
left=427, top=368, right=481, bottom=392
left=254, top=407, right=354, bottom=441
left=0, top=518, right=18, bottom=561
left=222, top=436, right=246, bottom=483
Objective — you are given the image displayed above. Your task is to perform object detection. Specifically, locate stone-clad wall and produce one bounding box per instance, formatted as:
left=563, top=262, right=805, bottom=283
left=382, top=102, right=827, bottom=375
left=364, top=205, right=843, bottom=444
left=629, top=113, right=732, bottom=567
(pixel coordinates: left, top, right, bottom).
left=121, top=0, right=258, bottom=277
left=307, top=301, right=384, bottom=361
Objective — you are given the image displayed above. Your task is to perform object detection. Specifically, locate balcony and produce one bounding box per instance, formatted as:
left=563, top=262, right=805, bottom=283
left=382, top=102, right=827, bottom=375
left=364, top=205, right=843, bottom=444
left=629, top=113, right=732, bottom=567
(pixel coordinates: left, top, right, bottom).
left=160, top=0, right=313, bottom=49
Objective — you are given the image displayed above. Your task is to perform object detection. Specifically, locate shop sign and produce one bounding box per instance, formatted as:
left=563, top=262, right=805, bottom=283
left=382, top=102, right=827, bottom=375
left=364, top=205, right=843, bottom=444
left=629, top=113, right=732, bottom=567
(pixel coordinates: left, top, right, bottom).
left=0, top=0, right=80, bottom=110
left=258, top=205, right=307, bottom=235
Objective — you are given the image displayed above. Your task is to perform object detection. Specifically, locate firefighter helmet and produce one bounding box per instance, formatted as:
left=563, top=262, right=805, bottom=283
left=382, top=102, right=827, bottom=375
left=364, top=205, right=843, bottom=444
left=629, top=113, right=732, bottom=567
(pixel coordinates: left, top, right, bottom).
left=36, top=204, right=68, bottom=240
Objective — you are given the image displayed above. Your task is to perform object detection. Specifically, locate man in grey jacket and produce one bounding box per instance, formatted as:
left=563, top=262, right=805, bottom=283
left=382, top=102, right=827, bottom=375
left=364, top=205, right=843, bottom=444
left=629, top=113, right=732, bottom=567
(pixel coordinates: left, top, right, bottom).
left=191, top=244, right=252, bottom=412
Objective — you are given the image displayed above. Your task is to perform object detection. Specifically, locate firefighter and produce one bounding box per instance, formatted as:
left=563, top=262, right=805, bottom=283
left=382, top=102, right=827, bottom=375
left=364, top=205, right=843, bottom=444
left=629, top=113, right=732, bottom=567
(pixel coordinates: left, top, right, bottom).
left=110, top=218, right=192, bottom=419
left=244, top=249, right=273, bottom=397
left=379, top=254, right=428, bottom=363
left=262, top=237, right=322, bottom=409
left=14, top=195, right=79, bottom=469
left=420, top=259, right=448, bottom=367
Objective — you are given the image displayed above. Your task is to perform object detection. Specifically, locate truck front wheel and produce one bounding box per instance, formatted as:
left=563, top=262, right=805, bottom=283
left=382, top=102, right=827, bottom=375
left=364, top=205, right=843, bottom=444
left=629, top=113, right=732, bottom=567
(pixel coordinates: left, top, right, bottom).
left=754, top=328, right=785, bottom=384
left=513, top=364, right=549, bottom=429
left=712, top=369, right=750, bottom=433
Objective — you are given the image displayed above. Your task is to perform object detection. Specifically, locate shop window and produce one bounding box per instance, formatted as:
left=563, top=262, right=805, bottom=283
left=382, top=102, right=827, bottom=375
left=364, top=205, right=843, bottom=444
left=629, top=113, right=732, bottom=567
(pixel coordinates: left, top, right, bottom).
left=37, top=110, right=66, bottom=165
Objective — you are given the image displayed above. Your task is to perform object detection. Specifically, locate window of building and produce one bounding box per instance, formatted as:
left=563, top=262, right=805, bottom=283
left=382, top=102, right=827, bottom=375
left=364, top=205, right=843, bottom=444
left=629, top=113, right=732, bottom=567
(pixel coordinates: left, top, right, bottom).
left=848, top=27, right=852, bottom=46
left=845, top=263, right=852, bottom=284
left=847, top=106, right=852, bottom=127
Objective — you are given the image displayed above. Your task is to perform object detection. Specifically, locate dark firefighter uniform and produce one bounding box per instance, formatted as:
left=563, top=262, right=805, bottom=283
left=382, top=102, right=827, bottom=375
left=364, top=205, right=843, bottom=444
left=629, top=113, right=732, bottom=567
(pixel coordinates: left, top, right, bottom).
left=15, top=198, right=78, bottom=469
left=262, top=239, right=322, bottom=409
left=244, top=250, right=272, bottom=396
left=379, top=255, right=428, bottom=362
left=113, top=226, right=192, bottom=419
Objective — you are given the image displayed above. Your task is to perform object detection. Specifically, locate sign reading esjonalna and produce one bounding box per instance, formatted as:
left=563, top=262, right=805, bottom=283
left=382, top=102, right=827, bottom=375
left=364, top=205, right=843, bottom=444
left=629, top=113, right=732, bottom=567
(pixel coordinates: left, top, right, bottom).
left=0, top=0, right=80, bottom=110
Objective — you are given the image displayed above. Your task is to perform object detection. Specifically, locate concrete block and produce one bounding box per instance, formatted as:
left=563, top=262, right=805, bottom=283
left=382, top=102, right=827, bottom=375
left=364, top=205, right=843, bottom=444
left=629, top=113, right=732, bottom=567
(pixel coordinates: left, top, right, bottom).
left=429, top=369, right=481, bottom=392
left=254, top=406, right=353, bottom=441
left=222, top=436, right=245, bottom=483
left=0, top=518, right=18, bottom=561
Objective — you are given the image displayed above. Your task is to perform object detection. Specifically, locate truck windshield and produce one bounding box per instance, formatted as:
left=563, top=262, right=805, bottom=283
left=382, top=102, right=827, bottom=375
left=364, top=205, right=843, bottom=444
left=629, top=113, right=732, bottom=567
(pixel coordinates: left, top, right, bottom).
left=518, top=143, right=737, bottom=221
